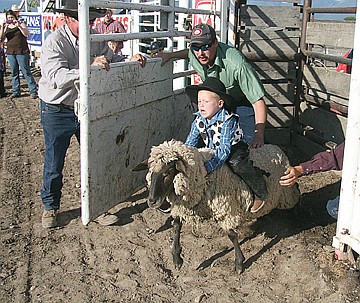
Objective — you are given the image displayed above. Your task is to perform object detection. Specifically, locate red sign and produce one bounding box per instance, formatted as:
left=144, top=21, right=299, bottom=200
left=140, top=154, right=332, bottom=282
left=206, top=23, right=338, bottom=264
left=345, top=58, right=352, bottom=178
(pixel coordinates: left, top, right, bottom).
left=93, top=15, right=130, bottom=32
left=192, top=0, right=218, bottom=29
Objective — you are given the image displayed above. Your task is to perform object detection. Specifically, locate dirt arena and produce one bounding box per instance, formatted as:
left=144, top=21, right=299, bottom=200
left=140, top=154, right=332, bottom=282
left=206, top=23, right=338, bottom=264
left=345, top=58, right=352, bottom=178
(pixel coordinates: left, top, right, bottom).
left=0, top=71, right=359, bottom=303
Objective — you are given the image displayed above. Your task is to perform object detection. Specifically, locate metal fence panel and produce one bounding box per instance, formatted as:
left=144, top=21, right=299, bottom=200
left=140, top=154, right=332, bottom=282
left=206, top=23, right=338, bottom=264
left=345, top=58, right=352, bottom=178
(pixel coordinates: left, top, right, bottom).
left=80, top=60, right=193, bottom=224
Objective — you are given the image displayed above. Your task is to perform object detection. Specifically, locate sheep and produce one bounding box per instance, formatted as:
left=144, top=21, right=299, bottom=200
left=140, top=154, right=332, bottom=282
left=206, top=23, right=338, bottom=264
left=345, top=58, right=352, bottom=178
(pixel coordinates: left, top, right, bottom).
left=141, top=139, right=300, bottom=273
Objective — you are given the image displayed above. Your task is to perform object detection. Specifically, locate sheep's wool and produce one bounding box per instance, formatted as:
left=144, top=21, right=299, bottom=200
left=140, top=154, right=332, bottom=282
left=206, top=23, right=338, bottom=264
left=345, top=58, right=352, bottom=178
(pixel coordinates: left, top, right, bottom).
left=148, top=140, right=300, bottom=231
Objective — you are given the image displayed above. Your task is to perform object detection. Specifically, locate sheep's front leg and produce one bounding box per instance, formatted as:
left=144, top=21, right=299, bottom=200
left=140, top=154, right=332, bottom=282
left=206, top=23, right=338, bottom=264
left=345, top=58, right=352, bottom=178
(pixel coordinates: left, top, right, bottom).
left=228, top=229, right=245, bottom=274
left=172, top=216, right=183, bottom=269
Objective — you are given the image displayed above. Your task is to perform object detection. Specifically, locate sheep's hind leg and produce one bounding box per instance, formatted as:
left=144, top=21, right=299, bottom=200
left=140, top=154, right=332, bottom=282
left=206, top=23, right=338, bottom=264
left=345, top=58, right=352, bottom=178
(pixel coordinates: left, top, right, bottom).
left=172, top=216, right=183, bottom=269
left=228, top=229, right=245, bottom=273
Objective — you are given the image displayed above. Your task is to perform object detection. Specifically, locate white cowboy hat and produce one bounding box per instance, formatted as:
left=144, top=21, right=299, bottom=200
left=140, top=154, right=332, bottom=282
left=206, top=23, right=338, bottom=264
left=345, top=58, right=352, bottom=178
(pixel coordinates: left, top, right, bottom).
left=11, top=4, right=21, bottom=11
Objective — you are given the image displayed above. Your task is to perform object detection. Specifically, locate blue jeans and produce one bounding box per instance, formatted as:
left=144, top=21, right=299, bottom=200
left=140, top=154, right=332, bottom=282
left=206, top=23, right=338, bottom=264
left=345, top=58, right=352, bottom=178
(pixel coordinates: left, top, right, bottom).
left=235, top=106, right=255, bottom=144
left=326, top=196, right=339, bottom=220
left=0, top=70, right=4, bottom=95
left=7, top=53, right=37, bottom=95
left=40, top=100, right=80, bottom=211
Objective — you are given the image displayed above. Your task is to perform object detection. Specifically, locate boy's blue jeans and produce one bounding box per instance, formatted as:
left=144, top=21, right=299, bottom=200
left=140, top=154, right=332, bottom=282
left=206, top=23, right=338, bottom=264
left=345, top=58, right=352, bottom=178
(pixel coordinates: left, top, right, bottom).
left=326, top=196, right=339, bottom=220
left=227, top=141, right=268, bottom=201
left=7, top=53, right=37, bottom=95
left=235, top=105, right=255, bottom=144
left=40, top=100, right=80, bottom=211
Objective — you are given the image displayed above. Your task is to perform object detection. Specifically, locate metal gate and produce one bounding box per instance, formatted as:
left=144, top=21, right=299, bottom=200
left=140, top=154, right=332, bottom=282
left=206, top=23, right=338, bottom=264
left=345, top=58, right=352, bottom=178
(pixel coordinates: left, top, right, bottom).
left=76, top=0, right=231, bottom=224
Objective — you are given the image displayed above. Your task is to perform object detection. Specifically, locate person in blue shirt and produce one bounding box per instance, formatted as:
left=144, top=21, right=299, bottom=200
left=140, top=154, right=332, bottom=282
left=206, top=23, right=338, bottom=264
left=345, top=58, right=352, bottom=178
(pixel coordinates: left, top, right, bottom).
left=185, top=77, right=268, bottom=213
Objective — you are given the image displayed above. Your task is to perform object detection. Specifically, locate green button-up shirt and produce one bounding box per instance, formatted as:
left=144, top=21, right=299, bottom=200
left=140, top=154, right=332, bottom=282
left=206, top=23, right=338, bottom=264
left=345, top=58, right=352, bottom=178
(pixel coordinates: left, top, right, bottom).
left=188, top=42, right=265, bottom=106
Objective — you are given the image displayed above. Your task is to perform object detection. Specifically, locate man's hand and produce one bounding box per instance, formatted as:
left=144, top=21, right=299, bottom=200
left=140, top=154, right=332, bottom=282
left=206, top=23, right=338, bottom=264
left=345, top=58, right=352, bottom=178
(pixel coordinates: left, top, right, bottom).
left=279, top=166, right=304, bottom=187
left=153, top=49, right=188, bottom=66
left=153, top=52, right=172, bottom=66
left=91, top=55, right=110, bottom=71
left=129, top=53, right=147, bottom=67
left=249, top=131, right=264, bottom=149
left=249, top=100, right=267, bottom=149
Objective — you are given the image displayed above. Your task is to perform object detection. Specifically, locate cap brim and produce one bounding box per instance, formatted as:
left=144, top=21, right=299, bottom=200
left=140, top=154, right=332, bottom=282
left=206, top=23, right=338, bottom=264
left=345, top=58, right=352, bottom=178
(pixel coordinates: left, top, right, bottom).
left=190, top=37, right=213, bottom=45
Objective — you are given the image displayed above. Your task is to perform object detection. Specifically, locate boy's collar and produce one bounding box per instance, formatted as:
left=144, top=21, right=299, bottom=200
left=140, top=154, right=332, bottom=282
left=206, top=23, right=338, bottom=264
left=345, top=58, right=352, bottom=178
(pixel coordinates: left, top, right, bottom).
left=196, top=107, right=227, bottom=124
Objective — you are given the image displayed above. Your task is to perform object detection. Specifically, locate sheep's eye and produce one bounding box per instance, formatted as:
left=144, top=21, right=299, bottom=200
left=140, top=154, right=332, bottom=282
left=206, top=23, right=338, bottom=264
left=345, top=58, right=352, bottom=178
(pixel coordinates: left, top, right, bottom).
left=163, top=167, right=175, bottom=177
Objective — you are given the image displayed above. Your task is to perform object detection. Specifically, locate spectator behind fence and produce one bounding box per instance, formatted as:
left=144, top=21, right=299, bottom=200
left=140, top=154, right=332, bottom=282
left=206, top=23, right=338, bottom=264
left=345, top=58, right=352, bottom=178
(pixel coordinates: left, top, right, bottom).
left=155, top=23, right=267, bottom=148
left=11, top=4, right=21, bottom=19
left=0, top=9, right=37, bottom=99
left=108, top=40, right=123, bottom=55
left=95, top=9, right=126, bottom=55
left=38, top=0, right=147, bottom=229
left=0, top=41, right=6, bottom=98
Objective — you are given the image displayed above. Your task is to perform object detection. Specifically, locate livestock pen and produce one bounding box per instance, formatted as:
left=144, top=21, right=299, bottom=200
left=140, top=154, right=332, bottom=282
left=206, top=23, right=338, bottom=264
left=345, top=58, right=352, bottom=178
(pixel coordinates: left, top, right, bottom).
left=71, top=0, right=359, bottom=266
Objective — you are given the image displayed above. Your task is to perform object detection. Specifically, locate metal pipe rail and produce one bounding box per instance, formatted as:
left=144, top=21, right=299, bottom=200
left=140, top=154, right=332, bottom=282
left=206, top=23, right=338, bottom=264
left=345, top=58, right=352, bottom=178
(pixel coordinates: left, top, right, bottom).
left=305, top=51, right=353, bottom=66
left=306, top=7, right=356, bottom=14
left=173, top=69, right=196, bottom=79
left=88, top=0, right=220, bottom=17
left=90, top=31, right=191, bottom=43
left=303, top=94, right=348, bottom=116
left=91, top=58, right=196, bottom=80
left=294, top=0, right=355, bottom=125
left=300, top=1, right=356, bottom=66
left=86, top=1, right=225, bottom=45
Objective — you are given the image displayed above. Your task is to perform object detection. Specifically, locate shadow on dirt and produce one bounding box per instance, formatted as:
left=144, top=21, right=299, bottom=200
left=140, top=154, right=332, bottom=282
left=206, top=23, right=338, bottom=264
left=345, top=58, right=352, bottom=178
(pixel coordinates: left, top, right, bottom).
left=193, top=181, right=341, bottom=271
left=57, top=207, right=81, bottom=226
left=114, top=189, right=149, bottom=226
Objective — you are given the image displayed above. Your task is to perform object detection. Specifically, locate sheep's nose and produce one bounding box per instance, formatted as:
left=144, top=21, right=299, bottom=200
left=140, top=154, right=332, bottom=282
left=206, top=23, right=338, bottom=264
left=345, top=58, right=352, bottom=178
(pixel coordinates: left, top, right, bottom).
left=147, top=198, right=158, bottom=208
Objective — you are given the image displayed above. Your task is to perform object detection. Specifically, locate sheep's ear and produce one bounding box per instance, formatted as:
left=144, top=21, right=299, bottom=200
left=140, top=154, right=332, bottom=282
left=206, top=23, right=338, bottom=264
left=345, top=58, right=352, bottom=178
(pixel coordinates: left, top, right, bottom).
left=175, top=159, right=186, bottom=174
left=131, top=159, right=148, bottom=171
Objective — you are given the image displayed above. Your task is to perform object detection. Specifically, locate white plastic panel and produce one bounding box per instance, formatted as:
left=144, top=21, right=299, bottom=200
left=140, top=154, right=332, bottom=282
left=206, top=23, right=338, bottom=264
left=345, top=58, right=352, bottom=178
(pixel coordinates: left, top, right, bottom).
left=333, top=0, right=360, bottom=257
left=80, top=59, right=193, bottom=224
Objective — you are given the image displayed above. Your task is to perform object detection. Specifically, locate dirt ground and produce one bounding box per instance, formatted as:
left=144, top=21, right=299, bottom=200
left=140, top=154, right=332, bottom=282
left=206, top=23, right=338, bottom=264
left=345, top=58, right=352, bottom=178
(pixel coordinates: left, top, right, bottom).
left=0, top=71, right=359, bottom=303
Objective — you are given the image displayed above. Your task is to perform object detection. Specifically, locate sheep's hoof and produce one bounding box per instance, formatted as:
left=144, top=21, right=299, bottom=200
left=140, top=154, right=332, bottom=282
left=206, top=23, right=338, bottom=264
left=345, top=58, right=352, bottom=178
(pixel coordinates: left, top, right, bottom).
left=235, top=263, right=244, bottom=274
left=173, top=257, right=183, bottom=270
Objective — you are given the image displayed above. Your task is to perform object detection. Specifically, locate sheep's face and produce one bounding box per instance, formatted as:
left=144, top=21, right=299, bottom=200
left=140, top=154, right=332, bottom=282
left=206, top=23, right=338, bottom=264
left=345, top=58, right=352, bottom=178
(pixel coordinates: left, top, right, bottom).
left=147, top=161, right=178, bottom=209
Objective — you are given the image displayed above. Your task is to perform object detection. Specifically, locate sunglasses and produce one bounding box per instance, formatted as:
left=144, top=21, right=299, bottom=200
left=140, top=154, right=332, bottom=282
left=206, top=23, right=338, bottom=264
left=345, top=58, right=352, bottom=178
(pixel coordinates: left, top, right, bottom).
left=191, top=42, right=213, bottom=52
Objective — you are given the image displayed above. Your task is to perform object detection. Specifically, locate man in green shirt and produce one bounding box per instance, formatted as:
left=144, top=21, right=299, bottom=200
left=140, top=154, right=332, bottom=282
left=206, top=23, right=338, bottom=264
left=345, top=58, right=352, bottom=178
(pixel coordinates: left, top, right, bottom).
left=156, top=23, right=267, bottom=148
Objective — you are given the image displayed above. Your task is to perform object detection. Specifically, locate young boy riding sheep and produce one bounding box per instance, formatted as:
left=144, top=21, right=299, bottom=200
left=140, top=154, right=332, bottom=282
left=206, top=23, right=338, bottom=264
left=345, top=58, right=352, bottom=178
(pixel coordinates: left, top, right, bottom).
left=184, top=77, right=268, bottom=213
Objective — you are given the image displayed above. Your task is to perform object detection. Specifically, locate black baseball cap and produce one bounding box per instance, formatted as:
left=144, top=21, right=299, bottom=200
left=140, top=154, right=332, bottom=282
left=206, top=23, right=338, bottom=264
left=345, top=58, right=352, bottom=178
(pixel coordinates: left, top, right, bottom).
left=190, top=24, right=216, bottom=45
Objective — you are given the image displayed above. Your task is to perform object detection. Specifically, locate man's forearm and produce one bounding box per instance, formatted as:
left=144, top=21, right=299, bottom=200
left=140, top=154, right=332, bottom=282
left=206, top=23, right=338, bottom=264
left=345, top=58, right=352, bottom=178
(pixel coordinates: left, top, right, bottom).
left=157, top=48, right=189, bottom=65
left=253, top=99, right=267, bottom=135
left=171, top=48, right=189, bottom=60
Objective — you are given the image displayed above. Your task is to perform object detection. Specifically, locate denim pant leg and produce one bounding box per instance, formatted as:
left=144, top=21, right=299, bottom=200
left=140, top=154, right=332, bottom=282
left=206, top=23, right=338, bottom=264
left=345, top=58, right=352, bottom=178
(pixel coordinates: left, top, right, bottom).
left=40, top=100, right=80, bottom=211
left=16, top=53, right=37, bottom=95
left=0, top=71, right=5, bottom=95
left=227, top=141, right=268, bottom=200
left=7, top=54, right=20, bottom=95
left=235, top=106, right=255, bottom=144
